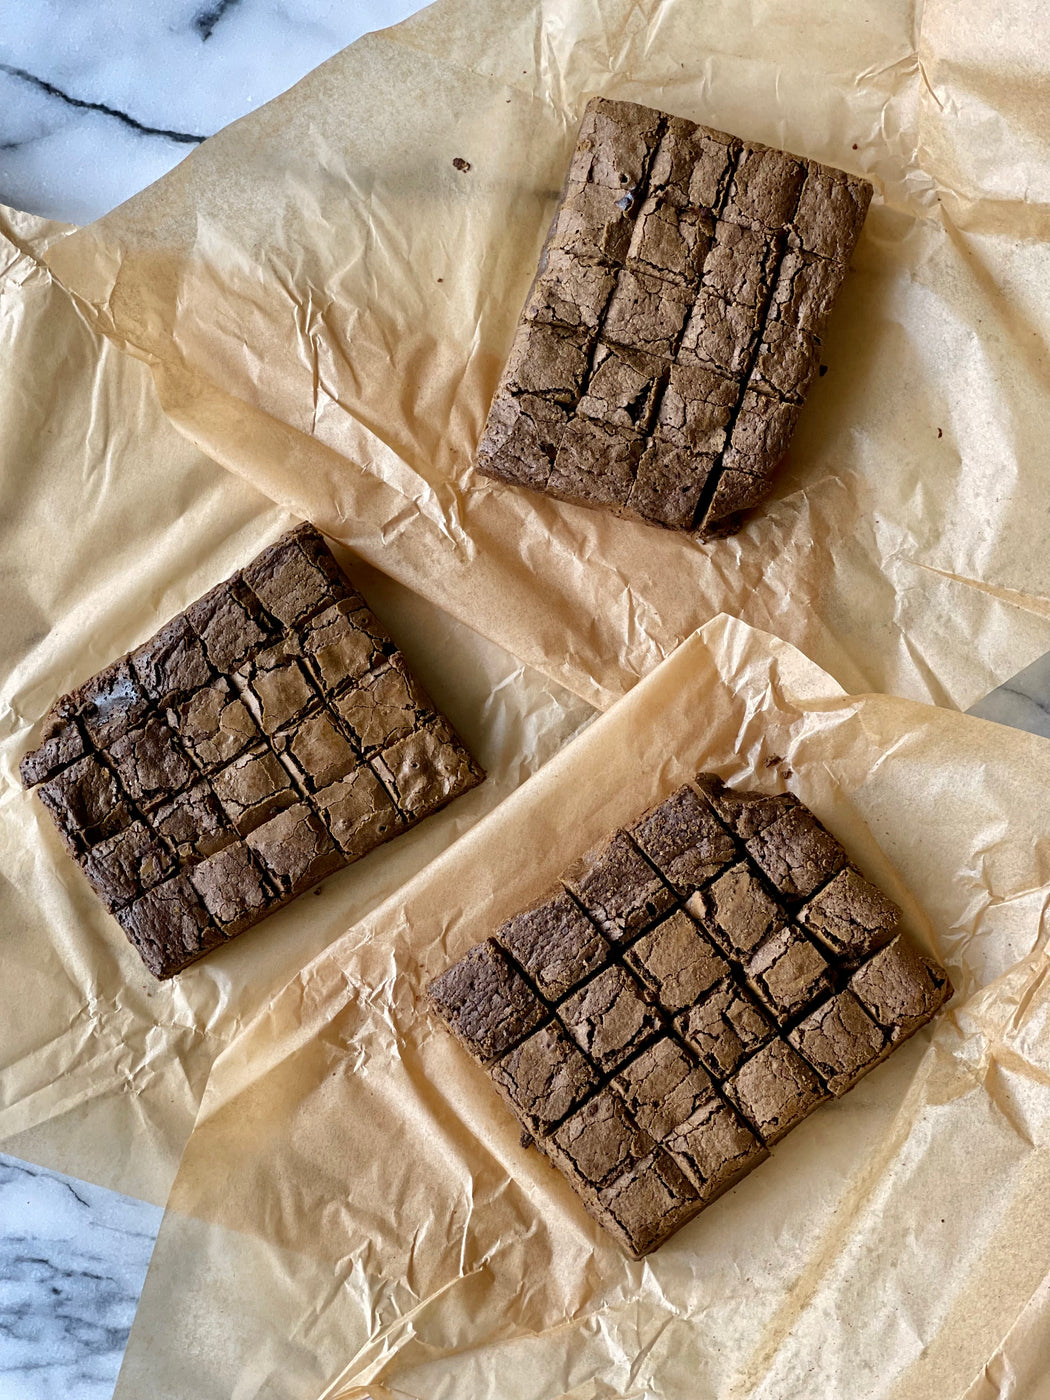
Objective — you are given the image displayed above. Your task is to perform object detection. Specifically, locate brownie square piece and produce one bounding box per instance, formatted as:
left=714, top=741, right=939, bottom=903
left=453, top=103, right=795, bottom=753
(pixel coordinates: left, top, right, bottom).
left=746, top=805, right=847, bottom=899
left=186, top=578, right=270, bottom=673
left=246, top=803, right=345, bottom=899
left=676, top=978, right=775, bottom=1078
left=428, top=771, right=953, bottom=1256
left=332, top=662, right=428, bottom=756
left=565, top=830, right=675, bottom=941
left=788, top=990, right=886, bottom=1096
left=491, top=1022, right=599, bottom=1138
left=237, top=642, right=318, bottom=736
left=131, top=615, right=211, bottom=703
left=629, top=782, right=736, bottom=895
left=849, top=936, right=953, bottom=1044
left=281, top=708, right=358, bottom=790
left=663, top=1097, right=767, bottom=1200
left=428, top=940, right=546, bottom=1063
left=81, top=821, right=174, bottom=913
left=298, top=599, right=393, bottom=692
left=559, top=965, right=660, bottom=1072
left=798, top=867, right=900, bottom=962
left=495, top=889, right=607, bottom=1002
left=474, top=97, right=872, bottom=536
left=692, top=861, right=784, bottom=957
left=168, top=679, right=258, bottom=771
left=108, top=716, right=196, bottom=808
left=189, top=842, right=273, bottom=939
left=612, top=1037, right=715, bottom=1139
left=725, top=1040, right=826, bottom=1145
left=117, top=874, right=222, bottom=980
left=373, top=718, right=484, bottom=822
left=211, top=746, right=297, bottom=837
left=21, top=523, right=484, bottom=978
left=744, top=925, right=833, bottom=1025
left=625, top=910, right=728, bottom=1014
left=36, top=754, right=131, bottom=852
left=314, top=768, right=403, bottom=860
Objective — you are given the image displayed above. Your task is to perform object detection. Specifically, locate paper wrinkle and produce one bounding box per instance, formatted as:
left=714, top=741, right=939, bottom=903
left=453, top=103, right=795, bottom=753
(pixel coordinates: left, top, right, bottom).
left=91, top=617, right=1050, bottom=1398
left=38, top=0, right=1050, bottom=714
left=0, top=207, right=594, bottom=1205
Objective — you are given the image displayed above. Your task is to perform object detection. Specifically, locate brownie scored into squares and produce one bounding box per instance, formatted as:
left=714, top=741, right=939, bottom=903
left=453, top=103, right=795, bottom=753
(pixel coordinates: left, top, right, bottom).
left=427, top=772, right=951, bottom=1258
left=476, top=97, right=873, bottom=537
left=21, top=524, right=484, bottom=978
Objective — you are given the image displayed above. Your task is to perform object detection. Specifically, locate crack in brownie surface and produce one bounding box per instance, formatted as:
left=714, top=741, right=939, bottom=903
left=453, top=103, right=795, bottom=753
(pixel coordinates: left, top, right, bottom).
left=21, top=524, right=484, bottom=978
left=428, top=771, right=952, bottom=1257
left=475, top=97, right=873, bottom=537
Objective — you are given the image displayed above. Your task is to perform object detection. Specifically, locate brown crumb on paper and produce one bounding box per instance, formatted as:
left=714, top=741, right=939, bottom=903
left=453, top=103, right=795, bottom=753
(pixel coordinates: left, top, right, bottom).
left=453, top=157, right=472, bottom=172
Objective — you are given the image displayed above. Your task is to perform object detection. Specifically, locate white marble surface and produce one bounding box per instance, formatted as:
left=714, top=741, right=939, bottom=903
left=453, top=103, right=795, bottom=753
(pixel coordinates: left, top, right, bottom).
left=0, top=0, right=429, bottom=224
left=4, top=2, right=1050, bottom=1396
left=0, top=1154, right=162, bottom=1400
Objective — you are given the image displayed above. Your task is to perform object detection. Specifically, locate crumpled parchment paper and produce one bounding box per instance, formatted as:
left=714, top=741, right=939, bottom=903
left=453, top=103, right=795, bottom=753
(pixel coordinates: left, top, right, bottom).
left=41, top=0, right=1050, bottom=713
left=0, top=206, right=593, bottom=1204
left=112, top=615, right=1050, bottom=1400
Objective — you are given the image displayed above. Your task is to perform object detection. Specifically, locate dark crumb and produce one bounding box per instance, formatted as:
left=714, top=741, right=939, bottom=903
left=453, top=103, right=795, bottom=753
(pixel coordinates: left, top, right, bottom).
left=452, top=157, right=472, bottom=172
left=437, top=277, right=443, bottom=283
left=779, top=766, right=793, bottom=779
left=765, top=755, right=782, bottom=768
left=519, top=1130, right=534, bottom=1150
left=852, top=143, right=858, bottom=150
left=818, top=364, right=828, bottom=377
left=937, top=428, right=943, bottom=438
left=314, top=886, right=324, bottom=896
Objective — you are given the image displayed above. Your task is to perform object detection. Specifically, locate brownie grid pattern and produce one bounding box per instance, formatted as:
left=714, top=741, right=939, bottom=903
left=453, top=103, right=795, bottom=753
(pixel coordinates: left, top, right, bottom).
left=427, top=774, right=951, bottom=1258
left=21, top=524, right=484, bottom=979
left=476, top=97, right=873, bottom=538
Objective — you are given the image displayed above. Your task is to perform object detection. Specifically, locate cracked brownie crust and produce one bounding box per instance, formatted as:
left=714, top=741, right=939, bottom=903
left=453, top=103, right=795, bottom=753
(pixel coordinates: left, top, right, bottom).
left=475, top=97, right=872, bottom=537
left=427, top=772, right=951, bottom=1257
left=21, top=524, right=484, bottom=978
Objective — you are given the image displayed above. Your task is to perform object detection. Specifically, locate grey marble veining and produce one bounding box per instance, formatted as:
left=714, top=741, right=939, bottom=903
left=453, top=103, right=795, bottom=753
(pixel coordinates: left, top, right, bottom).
left=0, top=0, right=429, bottom=224
left=966, top=649, right=1050, bottom=739
left=0, top=1154, right=162, bottom=1400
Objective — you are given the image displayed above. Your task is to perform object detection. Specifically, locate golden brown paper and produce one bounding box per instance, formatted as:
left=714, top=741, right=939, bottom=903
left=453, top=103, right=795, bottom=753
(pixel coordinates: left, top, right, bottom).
left=0, top=206, right=593, bottom=1203
left=42, top=0, right=1050, bottom=714
left=114, top=616, right=1050, bottom=1400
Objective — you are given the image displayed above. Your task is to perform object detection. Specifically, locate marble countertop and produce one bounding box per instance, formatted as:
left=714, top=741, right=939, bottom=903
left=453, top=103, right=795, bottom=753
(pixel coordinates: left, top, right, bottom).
left=1, top=4, right=1048, bottom=1397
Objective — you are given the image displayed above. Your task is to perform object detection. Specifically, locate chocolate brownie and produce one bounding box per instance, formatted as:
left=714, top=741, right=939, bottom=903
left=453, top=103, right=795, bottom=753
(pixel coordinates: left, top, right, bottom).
left=21, top=524, right=484, bottom=977
left=475, top=97, right=872, bottom=536
left=428, top=772, right=951, bottom=1256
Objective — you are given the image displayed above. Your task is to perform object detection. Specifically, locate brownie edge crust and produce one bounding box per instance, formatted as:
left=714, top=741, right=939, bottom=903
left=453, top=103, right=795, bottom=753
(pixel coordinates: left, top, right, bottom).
left=21, top=524, right=484, bottom=978
left=427, top=773, right=951, bottom=1258
left=475, top=97, right=873, bottom=538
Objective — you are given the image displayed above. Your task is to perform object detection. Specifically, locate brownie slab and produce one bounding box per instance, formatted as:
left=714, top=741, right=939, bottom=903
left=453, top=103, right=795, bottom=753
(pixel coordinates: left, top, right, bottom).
left=21, top=524, right=484, bottom=978
left=475, top=97, right=872, bottom=537
left=428, top=772, right=952, bottom=1257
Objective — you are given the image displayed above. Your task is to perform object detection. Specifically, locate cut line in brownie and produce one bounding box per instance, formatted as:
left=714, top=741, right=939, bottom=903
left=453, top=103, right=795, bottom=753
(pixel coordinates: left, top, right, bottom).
left=427, top=772, right=951, bottom=1257
left=21, top=524, right=485, bottom=978
left=475, top=97, right=873, bottom=538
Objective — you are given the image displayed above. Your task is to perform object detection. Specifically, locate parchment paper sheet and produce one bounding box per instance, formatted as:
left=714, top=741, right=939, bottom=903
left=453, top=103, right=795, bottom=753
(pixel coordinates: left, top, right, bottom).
left=114, top=616, right=1050, bottom=1400
left=42, top=0, right=1050, bottom=714
left=0, top=207, right=593, bottom=1204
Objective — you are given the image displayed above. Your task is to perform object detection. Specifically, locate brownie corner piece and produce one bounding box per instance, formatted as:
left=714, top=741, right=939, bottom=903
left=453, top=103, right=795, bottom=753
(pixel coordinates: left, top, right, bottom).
left=241, top=522, right=353, bottom=628
left=116, top=873, right=224, bottom=979
left=374, top=718, right=484, bottom=823
left=849, top=935, right=953, bottom=1045
left=19, top=710, right=88, bottom=790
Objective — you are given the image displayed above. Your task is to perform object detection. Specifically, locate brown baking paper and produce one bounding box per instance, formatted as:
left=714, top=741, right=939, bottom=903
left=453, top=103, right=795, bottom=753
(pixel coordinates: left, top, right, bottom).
left=42, top=0, right=1050, bottom=715
left=114, top=614, right=1050, bottom=1400
left=0, top=206, right=593, bottom=1204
